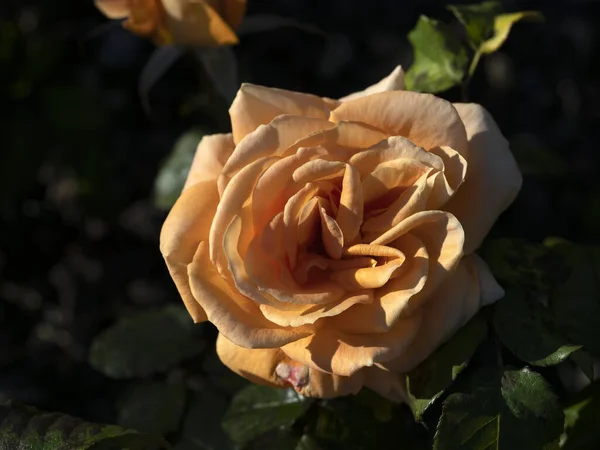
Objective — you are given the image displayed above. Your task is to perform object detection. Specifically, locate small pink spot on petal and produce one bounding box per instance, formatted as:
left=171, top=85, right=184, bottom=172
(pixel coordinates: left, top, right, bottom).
left=275, top=362, right=309, bottom=389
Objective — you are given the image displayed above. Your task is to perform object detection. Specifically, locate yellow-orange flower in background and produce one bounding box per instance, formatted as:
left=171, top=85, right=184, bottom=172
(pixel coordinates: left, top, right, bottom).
left=160, top=66, right=522, bottom=400
left=95, top=0, right=246, bottom=46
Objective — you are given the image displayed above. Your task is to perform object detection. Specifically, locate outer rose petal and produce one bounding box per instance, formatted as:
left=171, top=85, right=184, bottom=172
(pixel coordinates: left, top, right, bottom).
left=340, top=65, right=405, bottom=102
left=384, top=255, right=483, bottom=373
left=188, top=242, right=312, bottom=348
left=184, top=133, right=235, bottom=190
left=162, top=0, right=239, bottom=47
left=216, top=333, right=287, bottom=387
left=216, top=0, right=246, bottom=29
left=330, top=91, right=469, bottom=158
left=444, top=103, right=522, bottom=254
left=160, top=181, right=220, bottom=322
left=229, top=84, right=339, bottom=144
left=95, top=0, right=130, bottom=18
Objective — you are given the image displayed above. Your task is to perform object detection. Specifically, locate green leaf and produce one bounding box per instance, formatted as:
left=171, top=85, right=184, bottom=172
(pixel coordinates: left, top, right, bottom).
left=405, top=15, right=468, bottom=93
left=89, top=305, right=205, bottom=379
left=406, top=314, right=487, bottom=420
left=173, top=388, right=235, bottom=450
left=481, top=238, right=570, bottom=293
left=117, top=381, right=186, bottom=436
left=313, top=397, right=429, bottom=450
left=494, top=289, right=581, bottom=366
left=480, top=11, right=543, bottom=54
left=222, top=385, right=311, bottom=445
left=448, top=1, right=502, bottom=50
left=434, top=367, right=563, bottom=449
left=352, top=389, right=393, bottom=422
left=550, top=245, right=600, bottom=357
left=0, top=400, right=170, bottom=449
left=562, top=381, right=600, bottom=449
left=154, top=129, right=206, bottom=210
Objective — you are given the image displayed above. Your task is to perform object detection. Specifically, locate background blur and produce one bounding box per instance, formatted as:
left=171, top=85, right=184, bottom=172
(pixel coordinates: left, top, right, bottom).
left=1, top=0, right=599, bottom=427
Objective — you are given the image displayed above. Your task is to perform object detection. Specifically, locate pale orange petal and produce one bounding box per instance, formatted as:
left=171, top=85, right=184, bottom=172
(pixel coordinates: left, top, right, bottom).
left=220, top=115, right=334, bottom=191
left=216, top=333, right=286, bottom=387
left=384, top=257, right=481, bottom=373
left=281, top=311, right=423, bottom=377
left=160, top=181, right=219, bottom=322
left=330, top=258, right=405, bottom=290
left=284, top=183, right=320, bottom=269
left=209, top=156, right=277, bottom=275
left=319, top=206, right=344, bottom=260
left=162, top=0, right=239, bottom=47
left=470, top=254, right=505, bottom=306
left=329, top=233, right=428, bottom=334
left=444, top=103, right=522, bottom=253
left=293, top=366, right=365, bottom=399
left=184, top=133, right=235, bottom=190
left=95, top=0, right=130, bottom=19
left=229, top=84, right=338, bottom=144
left=363, top=366, right=408, bottom=403
left=349, top=136, right=442, bottom=181
left=219, top=0, right=246, bottom=29
left=331, top=91, right=469, bottom=157
left=339, top=65, right=405, bottom=102
left=188, top=241, right=311, bottom=348
left=260, top=291, right=371, bottom=327
left=251, top=146, right=328, bottom=234
left=285, top=121, right=388, bottom=159
left=336, top=164, right=363, bottom=245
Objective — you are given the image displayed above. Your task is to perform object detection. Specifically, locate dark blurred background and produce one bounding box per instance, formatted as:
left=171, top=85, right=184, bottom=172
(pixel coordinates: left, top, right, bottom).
left=1, top=0, right=599, bottom=426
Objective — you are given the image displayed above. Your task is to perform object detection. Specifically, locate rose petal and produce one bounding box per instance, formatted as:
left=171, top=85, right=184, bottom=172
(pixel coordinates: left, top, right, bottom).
left=220, top=115, right=334, bottom=192
left=209, top=156, right=277, bottom=274
left=361, top=172, right=430, bottom=235
left=349, top=136, right=442, bottom=181
left=336, top=165, right=363, bottom=245
left=216, top=333, right=287, bottom=387
left=319, top=206, right=344, bottom=260
left=162, top=0, right=239, bottom=46
left=363, top=366, right=408, bottom=403
left=252, top=146, right=328, bottom=234
left=95, top=0, right=130, bottom=18
left=189, top=241, right=311, bottom=348
left=331, top=91, right=469, bottom=157
left=293, top=366, right=365, bottom=398
left=160, top=181, right=219, bottom=322
left=329, top=233, right=428, bottom=333
left=470, top=254, right=505, bottom=306
left=184, top=133, right=235, bottom=190
left=284, top=183, right=320, bottom=268
left=444, top=103, right=522, bottom=253
left=281, top=311, right=423, bottom=376
left=330, top=257, right=405, bottom=290
left=260, top=291, right=371, bottom=327
left=229, top=84, right=338, bottom=144
left=285, top=121, right=388, bottom=159
left=384, top=256, right=481, bottom=373
left=293, top=160, right=345, bottom=185
left=339, top=66, right=405, bottom=102
left=220, top=0, right=246, bottom=29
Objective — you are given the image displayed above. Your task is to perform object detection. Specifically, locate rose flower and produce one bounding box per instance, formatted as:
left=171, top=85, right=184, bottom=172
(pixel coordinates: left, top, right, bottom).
left=160, top=67, right=521, bottom=400
left=95, top=0, right=246, bottom=46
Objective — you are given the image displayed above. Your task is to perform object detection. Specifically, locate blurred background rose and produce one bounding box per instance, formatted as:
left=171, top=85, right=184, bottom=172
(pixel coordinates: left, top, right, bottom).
left=0, top=0, right=598, bottom=426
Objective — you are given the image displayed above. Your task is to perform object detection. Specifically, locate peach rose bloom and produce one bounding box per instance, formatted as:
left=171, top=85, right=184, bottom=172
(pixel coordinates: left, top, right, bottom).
left=160, top=67, right=521, bottom=400
left=95, top=0, right=246, bottom=46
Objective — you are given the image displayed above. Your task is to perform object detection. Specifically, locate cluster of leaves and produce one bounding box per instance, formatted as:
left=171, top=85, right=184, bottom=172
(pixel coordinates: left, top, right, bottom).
left=404, top=2, right=542, bottom=96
